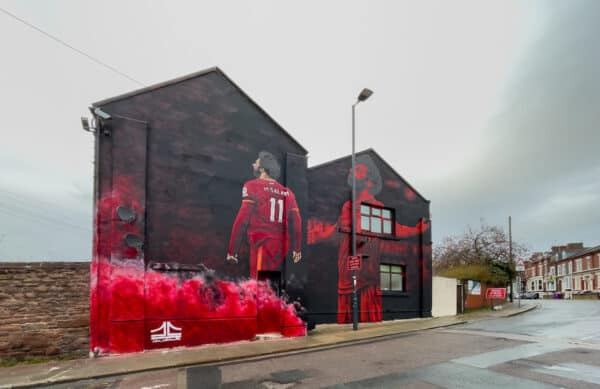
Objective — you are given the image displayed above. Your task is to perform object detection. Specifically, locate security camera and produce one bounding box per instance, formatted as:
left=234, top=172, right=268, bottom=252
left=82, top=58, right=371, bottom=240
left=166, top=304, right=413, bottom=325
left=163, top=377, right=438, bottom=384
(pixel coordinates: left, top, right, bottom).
left=81, top=117, right=90, bottom=131
left=94, top=107, right=112, bottom=120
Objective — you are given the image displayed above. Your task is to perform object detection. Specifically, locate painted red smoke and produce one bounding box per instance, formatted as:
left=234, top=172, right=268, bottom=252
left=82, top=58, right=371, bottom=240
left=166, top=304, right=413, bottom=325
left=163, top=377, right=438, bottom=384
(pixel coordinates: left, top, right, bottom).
left=91, top=175, right=305, bottom=355
left=92, top=263, right=305, bottom=354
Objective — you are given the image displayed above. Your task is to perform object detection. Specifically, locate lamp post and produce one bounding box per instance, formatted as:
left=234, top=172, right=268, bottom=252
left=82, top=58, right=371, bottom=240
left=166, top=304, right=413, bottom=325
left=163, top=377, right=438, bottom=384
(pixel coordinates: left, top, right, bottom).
left=352, top=87, right=373, bottom=331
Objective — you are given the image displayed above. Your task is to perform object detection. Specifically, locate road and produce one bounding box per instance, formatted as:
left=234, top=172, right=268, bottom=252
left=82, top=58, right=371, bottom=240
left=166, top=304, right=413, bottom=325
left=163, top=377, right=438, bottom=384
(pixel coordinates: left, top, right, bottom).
left=461, top=299, right=600, bottom=343
left=48, top=300, right=600, bottom=388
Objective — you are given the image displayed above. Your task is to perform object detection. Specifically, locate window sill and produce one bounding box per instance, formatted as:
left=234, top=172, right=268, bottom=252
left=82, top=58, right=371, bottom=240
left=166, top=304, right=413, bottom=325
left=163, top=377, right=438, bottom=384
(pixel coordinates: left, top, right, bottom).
left=338, top=227, right=406, bottom=241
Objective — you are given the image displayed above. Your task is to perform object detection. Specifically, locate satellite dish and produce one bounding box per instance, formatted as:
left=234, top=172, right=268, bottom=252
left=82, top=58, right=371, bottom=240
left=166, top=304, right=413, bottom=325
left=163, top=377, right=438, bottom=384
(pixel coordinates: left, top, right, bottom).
left=117, top=206, right=136, bottom=223
left=124, top=234, right=143, bottom=249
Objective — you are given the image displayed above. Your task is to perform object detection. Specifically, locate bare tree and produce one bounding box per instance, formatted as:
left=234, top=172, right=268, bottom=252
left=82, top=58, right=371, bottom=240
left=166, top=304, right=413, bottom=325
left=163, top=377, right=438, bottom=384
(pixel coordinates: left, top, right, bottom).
left=434, top=222, right=529, bottom=285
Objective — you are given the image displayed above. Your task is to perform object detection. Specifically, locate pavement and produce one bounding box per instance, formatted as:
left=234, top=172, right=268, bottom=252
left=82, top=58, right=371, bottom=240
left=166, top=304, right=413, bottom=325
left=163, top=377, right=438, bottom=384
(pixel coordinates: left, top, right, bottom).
left=0, top=302, right=536, bottom=389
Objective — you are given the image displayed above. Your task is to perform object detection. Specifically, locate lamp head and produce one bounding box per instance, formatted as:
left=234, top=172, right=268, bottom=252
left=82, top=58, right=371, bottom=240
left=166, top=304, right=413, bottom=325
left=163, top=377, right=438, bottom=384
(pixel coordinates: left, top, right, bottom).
left=357, top=88, right=373, bottom=102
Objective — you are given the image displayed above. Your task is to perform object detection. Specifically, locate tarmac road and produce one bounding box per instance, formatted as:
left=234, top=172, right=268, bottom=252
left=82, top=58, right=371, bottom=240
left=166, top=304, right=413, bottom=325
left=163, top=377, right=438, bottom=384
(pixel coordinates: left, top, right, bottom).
left=459, top=299, right=600, bottom=344
left=41, top=299, right=600, bottom=389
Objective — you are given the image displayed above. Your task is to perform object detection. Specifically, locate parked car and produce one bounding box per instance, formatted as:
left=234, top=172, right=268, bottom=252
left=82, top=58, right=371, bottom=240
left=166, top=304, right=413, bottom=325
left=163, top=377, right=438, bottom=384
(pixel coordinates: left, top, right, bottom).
left=523, top=291, right=539, bottom=299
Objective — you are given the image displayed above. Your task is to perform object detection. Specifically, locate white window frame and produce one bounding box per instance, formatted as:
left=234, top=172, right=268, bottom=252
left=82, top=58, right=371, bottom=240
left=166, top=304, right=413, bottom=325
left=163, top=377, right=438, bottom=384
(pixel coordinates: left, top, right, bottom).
left=360, top=204, right=394, bottom=235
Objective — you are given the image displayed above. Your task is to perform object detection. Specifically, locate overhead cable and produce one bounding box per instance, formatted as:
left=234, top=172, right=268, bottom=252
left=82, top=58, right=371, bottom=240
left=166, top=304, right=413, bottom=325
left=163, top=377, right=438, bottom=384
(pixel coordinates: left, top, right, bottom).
left=0, top=6, right=144, bottom=87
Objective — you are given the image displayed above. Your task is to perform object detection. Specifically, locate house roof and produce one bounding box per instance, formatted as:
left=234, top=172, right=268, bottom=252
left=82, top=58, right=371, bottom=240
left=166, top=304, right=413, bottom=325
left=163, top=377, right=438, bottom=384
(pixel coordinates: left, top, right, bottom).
left=561, top=244, right=600, bottom=262
left=91, top=66, right=308, bottom=154
left=309, top=148, right=429, bottom=203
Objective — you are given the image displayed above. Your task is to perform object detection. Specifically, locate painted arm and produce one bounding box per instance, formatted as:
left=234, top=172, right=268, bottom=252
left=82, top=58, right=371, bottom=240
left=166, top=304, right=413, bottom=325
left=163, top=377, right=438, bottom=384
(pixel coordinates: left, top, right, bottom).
left=289, top=208, right=302, bottom=252
left=290, top=208, right=303, bottom=262
left=226, top=200, right=254, bottom=262
left=307, top=219, right=337, bottom=244
left=394, top=219, right=429, bottom=238
left=307, top=200, right=352, bottom=244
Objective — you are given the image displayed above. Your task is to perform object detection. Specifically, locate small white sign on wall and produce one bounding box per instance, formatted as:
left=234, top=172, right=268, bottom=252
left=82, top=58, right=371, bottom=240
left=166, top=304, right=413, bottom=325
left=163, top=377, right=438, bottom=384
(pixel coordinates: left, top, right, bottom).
left=468, top=280, right=481, bottom=295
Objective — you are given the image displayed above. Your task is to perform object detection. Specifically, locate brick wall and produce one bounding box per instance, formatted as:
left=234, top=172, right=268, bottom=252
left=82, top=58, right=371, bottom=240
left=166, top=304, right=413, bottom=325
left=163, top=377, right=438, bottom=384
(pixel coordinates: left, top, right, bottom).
left=465, top=282, right=490, bottom=309
left=0, top=262, right=90, bottom=361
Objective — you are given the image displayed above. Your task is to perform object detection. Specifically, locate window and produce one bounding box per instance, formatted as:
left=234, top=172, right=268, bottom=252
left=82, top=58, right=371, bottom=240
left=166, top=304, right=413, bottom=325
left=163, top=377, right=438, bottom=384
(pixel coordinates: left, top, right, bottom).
left=576, top=259, right=582, bottom=272
left=380, top=264, right=405, bottom=291
left=538, top=280, right=543, bottom=290
left=361, top=204, right=393, bottom=234
left=585, top=256, right=591, bottom=270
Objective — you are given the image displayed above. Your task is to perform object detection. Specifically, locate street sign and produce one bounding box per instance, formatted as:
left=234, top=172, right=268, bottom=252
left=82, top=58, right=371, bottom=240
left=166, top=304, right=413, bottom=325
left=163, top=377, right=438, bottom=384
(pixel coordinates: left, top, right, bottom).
left=347, top=255, right=361, bottom=271
left=485, top=288, right=506, bottom=300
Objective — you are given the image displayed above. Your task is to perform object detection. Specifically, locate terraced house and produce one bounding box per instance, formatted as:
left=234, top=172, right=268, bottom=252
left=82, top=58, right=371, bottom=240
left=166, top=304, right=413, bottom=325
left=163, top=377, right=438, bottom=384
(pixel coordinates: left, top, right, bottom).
left=524, top=243, right=600, bottom=298
left=556, top=245, right=600, bottom=296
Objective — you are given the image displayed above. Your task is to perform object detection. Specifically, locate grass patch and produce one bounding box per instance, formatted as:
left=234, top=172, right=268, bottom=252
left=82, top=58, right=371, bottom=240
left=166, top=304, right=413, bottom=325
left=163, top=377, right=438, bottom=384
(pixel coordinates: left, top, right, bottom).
left=459, top=306, right=492, bottom=316
left=0, top=354, right=80, bottom=368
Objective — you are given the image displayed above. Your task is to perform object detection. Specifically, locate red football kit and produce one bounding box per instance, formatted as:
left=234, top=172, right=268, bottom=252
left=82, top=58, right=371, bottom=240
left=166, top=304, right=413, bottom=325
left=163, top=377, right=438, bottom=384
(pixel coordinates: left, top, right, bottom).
left=227, top=178, right=302, bottom=279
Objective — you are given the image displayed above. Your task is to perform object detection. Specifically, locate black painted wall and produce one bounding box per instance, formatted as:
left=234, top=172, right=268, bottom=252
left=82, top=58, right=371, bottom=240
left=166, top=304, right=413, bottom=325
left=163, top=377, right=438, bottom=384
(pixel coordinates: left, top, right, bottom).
left=94, top=68, right=308, bottom=284
left=92, top=68, right=431, bottom=328
left=306, top=150, right=432, bottom=324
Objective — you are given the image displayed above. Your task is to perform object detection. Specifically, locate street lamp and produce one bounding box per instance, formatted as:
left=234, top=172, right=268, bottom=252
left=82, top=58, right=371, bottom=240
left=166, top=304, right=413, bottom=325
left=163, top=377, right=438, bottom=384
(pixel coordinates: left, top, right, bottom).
left=352, top=87, right=373, bottom=331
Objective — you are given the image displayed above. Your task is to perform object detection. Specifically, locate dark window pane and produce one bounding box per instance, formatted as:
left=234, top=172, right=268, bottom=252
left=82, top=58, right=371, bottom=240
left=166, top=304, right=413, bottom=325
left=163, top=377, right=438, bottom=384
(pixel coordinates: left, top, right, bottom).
left=382, top=209, right=391, bottom=219
left=383, top=220, right=392, bottom=234
left=391, top=273, right=403, bottom=291
left=361, top=216, right=370, bottom=230
left=371, top=217, right=382, bottom=233
left=380, top=272, right=391, bottom=290
left=360, top=205, right=370, bottom=215
left=372, top=208, right=381, bottom=216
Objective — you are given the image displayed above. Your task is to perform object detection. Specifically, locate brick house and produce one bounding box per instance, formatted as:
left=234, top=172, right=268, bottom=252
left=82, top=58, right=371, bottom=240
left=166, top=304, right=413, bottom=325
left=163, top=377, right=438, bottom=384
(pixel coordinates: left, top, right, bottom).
left=524, top=243, right=588, bottom=296
left=556, top=245, right=600, bottom=295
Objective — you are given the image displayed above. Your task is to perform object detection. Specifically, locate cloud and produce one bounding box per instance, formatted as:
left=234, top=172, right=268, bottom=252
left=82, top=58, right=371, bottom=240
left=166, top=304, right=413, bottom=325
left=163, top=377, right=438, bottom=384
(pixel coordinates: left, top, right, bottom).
left=429, top=0, right=600, bottom=251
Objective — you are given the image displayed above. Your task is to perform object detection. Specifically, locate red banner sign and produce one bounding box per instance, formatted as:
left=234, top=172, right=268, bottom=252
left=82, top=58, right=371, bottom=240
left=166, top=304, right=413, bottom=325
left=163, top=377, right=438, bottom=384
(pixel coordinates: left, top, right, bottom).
left=347, top=255, right=361, bottom=271
left=485, top=288, right=506, bottom=300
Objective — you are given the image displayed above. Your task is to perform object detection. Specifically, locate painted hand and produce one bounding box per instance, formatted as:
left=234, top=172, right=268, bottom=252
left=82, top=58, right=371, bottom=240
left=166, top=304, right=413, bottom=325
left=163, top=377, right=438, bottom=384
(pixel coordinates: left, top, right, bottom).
left=292, top=251, right=302, bottom=263
left=226, top=254, right=238, bottom=263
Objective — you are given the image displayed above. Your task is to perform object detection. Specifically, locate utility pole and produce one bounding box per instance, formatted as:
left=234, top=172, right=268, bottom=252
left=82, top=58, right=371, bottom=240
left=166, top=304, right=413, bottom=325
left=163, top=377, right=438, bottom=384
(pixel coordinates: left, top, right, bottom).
left=509, top=216, right=513, bottom=303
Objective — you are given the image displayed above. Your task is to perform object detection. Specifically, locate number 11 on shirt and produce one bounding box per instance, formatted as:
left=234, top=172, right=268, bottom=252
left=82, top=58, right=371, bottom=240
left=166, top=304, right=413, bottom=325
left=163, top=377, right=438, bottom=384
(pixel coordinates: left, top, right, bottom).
left=269, top=197, right=284, bottom=223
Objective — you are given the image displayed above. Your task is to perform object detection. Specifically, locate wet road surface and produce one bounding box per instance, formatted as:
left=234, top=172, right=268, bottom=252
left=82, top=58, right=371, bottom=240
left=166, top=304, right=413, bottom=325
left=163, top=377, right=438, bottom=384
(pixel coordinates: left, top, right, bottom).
left=459, top=300, right=600, bottom=343
left=48, top=300, right=600, bottom=388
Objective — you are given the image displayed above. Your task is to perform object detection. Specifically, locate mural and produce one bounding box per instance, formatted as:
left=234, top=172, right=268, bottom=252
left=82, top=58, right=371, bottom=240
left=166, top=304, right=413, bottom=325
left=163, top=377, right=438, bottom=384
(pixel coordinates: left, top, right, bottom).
left=227, top=151, right=302, bottom=279
left=90, top=175, right=305, bottom=355
left=307, top=154, right=430, bottom=324
left=88, top=68, right=431, bottom=355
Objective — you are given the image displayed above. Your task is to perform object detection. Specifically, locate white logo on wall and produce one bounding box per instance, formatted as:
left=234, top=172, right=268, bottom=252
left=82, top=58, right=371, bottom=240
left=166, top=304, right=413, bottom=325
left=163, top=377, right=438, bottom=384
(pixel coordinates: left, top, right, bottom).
left=150, top=321, right=182, bottom=343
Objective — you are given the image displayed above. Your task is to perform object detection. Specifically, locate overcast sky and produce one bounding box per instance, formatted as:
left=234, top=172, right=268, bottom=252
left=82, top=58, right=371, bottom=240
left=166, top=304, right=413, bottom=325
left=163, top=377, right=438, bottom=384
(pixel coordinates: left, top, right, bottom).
left=1, top=0, right=598, bottom=261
